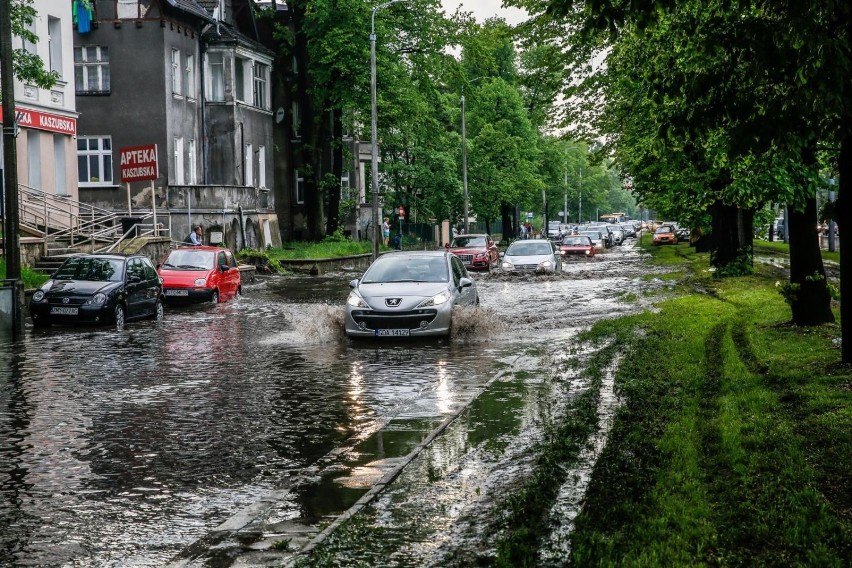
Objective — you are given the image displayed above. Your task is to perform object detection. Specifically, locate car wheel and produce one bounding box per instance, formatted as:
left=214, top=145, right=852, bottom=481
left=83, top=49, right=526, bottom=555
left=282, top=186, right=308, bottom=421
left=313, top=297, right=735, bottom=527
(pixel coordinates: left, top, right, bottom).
left=153, top=299, right=164, bottom=321
left=114, top=304, right=126, bottom=330
left=210, top=290, right=219, bottom=304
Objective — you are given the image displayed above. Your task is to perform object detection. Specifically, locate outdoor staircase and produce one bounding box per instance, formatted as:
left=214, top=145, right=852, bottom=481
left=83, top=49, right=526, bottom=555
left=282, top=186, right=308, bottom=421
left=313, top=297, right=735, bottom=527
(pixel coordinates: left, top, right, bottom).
left=14, top=184, right=167, bottom=273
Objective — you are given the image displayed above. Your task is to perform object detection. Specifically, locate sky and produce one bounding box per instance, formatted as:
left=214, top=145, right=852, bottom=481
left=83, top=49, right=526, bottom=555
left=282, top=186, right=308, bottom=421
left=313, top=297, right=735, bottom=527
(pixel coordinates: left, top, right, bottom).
left=440, top=0, right=528, bottom=26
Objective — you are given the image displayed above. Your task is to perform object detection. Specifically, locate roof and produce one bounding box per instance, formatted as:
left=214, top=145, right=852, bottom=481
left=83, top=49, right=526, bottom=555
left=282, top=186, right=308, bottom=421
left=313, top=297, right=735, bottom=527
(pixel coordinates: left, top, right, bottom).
left=201, top=22, right=274, bottom=56
left=164, top=0, right=214, bottom=22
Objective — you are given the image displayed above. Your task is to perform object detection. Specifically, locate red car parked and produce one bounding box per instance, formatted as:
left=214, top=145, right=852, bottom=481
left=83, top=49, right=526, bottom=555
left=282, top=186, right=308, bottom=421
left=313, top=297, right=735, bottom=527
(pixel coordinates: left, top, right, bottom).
left=446, top=234, right=499, bottom=271
left=559, top=235, right=596, bottom=258
left=158, top=246, right=242, bottom=304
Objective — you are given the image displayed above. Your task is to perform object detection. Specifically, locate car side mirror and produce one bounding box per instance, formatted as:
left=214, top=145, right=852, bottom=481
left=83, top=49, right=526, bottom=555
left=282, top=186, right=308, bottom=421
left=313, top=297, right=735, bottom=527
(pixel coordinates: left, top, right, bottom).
left=349, top=279, right=359, bottom=289
left=220, top=264, right=228, bottom=272
left=459, top=277, right=473, bottom=289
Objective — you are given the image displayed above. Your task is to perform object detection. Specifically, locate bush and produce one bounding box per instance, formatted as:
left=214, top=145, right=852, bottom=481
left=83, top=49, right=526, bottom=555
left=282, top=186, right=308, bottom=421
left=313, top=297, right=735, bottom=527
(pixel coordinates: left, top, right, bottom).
left=236, top=248, right=283, bottom=274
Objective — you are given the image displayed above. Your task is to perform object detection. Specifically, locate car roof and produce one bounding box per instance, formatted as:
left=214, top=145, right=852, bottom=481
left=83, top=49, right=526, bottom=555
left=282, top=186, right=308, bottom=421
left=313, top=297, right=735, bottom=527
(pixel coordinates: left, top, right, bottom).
left=172, top=245, right=232, bottom=252
left=67, top=253, right=136, bottom=260
left=381, top=250, right=449, bottom=258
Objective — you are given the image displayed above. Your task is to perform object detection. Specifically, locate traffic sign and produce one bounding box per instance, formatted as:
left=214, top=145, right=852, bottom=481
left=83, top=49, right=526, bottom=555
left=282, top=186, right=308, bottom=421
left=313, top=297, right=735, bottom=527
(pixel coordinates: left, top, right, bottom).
left=398, top=205, right=405, bottom=219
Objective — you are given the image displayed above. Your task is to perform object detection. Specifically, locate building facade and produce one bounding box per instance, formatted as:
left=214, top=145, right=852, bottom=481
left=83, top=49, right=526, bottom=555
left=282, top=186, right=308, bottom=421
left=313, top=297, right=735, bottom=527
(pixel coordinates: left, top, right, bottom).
left=4, top=0, right=79, bottom=204
left=72, top=0, right=279, bottom=250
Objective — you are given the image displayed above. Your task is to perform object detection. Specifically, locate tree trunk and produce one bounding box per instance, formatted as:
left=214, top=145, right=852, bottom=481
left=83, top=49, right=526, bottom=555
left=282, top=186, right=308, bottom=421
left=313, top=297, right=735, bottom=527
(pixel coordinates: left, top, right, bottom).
left=787, top=149, right=834, bottom=326
left=709, top=200, right=754, bottom=274
left=501, top=202, right=513, bottom=242
left=325, top=108, right=343, bottom=236
left=838, top=133, right=852, bottom=363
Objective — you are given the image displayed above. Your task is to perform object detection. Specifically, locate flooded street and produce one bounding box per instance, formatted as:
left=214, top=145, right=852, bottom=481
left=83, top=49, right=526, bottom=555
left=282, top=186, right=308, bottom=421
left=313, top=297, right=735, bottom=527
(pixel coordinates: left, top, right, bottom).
left=0, top=241, right=662, bottom=567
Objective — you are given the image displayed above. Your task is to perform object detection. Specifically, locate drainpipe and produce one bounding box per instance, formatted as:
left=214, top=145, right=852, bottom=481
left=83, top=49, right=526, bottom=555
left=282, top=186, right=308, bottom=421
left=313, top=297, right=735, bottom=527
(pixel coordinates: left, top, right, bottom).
left=200, top=41, right=208, bottom=184
left=238, top=204, right=246, bottom=249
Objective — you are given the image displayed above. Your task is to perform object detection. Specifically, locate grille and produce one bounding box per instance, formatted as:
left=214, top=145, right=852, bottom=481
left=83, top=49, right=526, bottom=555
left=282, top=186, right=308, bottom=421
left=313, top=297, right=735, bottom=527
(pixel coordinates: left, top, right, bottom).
left=48, top=297, right=88, bottom=306
left=351, top=309, right=439, bottom=330
left=514, top=264, right=539, bottom=271
left=457, top=254, right=474, bottom=264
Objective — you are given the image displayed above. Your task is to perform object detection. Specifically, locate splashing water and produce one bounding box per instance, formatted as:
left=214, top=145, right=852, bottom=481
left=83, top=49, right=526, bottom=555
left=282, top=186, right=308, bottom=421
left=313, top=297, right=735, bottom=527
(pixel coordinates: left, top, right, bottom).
left=451, top=306, right=506, bottom=340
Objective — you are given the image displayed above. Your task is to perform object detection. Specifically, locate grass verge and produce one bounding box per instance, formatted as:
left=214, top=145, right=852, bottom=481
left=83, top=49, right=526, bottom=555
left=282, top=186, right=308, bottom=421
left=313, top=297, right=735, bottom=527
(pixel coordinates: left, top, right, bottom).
left=265, top=241, right=373, bottom=260
left=0, top=258, right=50, bottom=289
left=563, top=240, right=851, bottom=565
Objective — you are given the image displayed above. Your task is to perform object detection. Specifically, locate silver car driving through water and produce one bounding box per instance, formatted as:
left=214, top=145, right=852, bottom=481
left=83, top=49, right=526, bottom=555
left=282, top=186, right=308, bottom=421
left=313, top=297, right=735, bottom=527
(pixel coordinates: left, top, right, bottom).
left=344, top=251, right=479, bottom=338
left=500, top=239, right=563, bottom=273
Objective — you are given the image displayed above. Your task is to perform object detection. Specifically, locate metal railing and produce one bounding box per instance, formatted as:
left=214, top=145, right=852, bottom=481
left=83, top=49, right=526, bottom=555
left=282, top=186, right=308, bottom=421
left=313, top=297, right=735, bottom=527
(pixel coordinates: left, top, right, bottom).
left=17, top=184, right=123, bottom=255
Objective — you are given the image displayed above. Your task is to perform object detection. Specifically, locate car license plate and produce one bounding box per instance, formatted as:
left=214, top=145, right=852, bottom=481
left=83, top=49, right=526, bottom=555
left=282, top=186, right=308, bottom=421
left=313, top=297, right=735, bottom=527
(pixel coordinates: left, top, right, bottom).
left=375, top=329, right=410, bottom=337
left=50, top=306, right=78, bottom=315
left=166, top=289, right=189, bottom=296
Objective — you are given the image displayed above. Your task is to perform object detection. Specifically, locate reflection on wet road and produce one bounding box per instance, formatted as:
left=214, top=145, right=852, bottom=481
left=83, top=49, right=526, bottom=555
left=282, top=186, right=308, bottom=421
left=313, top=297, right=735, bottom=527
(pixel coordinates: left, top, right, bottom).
left=0, top=241, right=657, bottom=566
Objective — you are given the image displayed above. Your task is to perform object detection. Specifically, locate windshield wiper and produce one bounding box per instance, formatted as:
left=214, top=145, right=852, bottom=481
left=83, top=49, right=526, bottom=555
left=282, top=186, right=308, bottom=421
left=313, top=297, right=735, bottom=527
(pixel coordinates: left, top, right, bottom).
left=178, top=264, right=208, bottom=270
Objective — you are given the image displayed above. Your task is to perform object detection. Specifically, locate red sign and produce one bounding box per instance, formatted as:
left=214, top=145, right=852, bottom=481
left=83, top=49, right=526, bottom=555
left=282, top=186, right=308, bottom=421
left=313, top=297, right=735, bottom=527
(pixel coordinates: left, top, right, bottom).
left=0, top=106, right=77, bottom=135
left=119, top=144, right=159, bottom=183
left=398, top=205, right=405, bottom=219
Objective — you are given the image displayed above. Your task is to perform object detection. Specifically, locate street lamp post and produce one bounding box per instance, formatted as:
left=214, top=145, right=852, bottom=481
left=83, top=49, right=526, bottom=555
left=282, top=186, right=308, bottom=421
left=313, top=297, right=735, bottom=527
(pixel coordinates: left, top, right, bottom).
left=370, top=0, right=407, bottom=260
left=460, top=77, right=482, bottom=235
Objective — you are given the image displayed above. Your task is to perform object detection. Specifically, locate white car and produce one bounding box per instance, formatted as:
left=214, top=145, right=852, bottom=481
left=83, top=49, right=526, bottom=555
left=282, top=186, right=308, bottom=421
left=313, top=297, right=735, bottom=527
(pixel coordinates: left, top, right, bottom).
left=344, top=251, right=478, bottom=338
left=501, top=239, right=562, bottom=273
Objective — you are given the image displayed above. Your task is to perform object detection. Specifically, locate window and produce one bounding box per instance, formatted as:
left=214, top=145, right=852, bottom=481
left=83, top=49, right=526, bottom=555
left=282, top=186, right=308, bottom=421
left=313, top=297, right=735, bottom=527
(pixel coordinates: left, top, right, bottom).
left=188, top=140, right=197, bottom=184
left=253, top=62, right=268, bottom=108
left=245, top=144, right=253, bottom=186
left=117, top=0, right=140, bottom=19
left=185, top=54, right=195, bottom=99
left=174, top=137, right=184, bottom=184
left=48, top=17, right=63, bottom=76
left=77, top=136, right=113, bottom=186
left=235, top=57, right=247, bottom=102
left=291, top=102, right=301, bottom=139
left=295, top=169, right=304, bottom=204
left=28, top=133, right=42, bottom=189
left=54, top=134, right=67, bottom=196
left=22, top=19, right=36, bottom=54
left=74, top=46, right=110, bottom=94
left=207, top=52, right=224, bottom=101
left=340, top=173, right=350, bottom=199
left=171, top=49, right=181, bottom=95
left=258, top=146, right=266, bottom=188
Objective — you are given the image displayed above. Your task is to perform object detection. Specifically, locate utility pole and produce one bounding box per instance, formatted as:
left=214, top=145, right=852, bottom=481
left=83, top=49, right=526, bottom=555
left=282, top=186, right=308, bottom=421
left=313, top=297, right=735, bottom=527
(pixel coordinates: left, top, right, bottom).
left=1, top=0, right=25, bottom=338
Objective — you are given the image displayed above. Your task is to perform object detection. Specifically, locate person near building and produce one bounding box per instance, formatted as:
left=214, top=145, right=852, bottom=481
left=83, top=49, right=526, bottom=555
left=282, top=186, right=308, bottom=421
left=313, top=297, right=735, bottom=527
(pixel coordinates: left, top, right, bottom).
left=382, top=218, right=390, bottom=246
left=188, top=226, right=203, bottom=246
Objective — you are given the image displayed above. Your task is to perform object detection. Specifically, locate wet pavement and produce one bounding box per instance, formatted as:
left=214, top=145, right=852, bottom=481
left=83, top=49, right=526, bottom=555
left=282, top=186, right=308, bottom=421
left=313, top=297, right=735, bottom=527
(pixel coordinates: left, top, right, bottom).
left=0, top=241, right=663, bottom=567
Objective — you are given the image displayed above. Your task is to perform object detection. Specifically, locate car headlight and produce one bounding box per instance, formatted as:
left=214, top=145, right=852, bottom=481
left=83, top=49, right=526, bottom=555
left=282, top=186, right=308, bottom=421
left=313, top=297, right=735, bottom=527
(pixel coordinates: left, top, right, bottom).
left=474, top=252, right=487, bottom=259
left=417, top=290, right=450, bottom=308
left=194, top=278, right=207, bottom=287
left=32, top=290, right=45, bottom=302
left=585, top=249, right=590, bottom=255
left=539, top=260, right=553, bottom=269
left=86, top=292, right=107, bottom=305
left=502, top=261, right=513, bottom=269
left=347, top=292, right=368, bottom=308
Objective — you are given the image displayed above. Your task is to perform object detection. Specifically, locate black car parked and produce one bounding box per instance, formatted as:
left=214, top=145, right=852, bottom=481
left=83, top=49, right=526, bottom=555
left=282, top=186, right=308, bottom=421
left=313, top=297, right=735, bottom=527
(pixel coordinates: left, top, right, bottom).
left=29, top=254, right=164, bottom=329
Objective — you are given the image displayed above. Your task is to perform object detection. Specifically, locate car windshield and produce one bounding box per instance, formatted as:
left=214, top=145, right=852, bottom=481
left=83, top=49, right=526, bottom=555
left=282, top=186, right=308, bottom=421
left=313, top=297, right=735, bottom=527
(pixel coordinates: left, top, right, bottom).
left=53, top=257, right=124, bottom=282
left=562, top=236, right=591, bottom=246
left=655, top=226, right=674, bottom=234
left=162, top=249, right=216, bottom=270
left=452, top=236, right=487, bottom=248
left=361, top=255, right=449, bottom=283
left=581, top=231, right=601, bottom=240
left=506, top=242, right=553, bottom=256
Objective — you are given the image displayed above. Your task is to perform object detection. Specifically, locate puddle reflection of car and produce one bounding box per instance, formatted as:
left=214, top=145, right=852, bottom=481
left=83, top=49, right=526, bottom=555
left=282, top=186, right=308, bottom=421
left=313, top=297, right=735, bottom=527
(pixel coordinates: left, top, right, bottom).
left=157, top=246, right=242, bottom=304
left=559, top=235, right=596, bottom=258
left=500, top=239, right=562, bottom=272
left=446, top=233, right=499, bottom=271
left=29, top=254, right=164, bottom=329
left=653, top=225, right=678, bottom=245
left=345, top=251, right=479, bottom=338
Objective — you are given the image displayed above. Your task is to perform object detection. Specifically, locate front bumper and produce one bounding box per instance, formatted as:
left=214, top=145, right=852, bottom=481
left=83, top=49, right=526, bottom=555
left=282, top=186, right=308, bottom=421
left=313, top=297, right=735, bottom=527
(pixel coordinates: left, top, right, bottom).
left=344, top=306, right=450, bottom=337
left=30, top=302, right=115, bottom=325
left=162, top=287, right=216, bottom=304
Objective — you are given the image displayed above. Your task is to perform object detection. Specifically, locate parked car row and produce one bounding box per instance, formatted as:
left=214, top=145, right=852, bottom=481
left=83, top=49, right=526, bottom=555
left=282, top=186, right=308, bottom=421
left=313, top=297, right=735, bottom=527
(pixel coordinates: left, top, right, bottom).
left=29, top=246, right=243, bottom=329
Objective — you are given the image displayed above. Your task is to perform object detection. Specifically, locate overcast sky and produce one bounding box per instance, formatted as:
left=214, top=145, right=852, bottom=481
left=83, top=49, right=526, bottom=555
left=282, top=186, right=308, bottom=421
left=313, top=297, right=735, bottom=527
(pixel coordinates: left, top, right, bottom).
left=440, top=0, right=528, bottom=25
